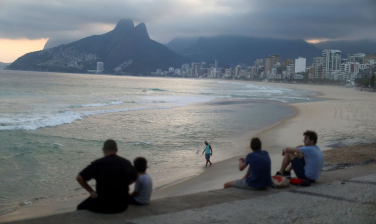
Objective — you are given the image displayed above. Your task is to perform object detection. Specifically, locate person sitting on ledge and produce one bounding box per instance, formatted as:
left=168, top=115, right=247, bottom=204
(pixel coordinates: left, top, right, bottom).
left=224, top=137, right=272, bottom=190
left=129, top=157, right=153, bottom=205
left=76, top=139, right=138, bottom=213
left=277, top=130, right=324, bottom=182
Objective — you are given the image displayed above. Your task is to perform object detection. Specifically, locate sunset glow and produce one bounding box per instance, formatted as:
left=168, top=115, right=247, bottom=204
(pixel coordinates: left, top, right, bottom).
left=0, top=38, right=48, bottom=63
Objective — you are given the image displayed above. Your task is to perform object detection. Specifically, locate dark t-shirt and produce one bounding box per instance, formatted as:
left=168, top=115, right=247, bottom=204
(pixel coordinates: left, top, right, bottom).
left=79, top=154, right=137, bottom=209
left=245, top=150, right=272, bottom=188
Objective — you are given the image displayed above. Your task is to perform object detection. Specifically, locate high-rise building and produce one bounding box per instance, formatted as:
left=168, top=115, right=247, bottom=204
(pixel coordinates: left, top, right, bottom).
left=191, top=62, right=195, bottom=76
left=348, top=53, right=365, bottom=64
left=294, top=57, right=306, bottom=73
left=282, top=59, right=293, bottom=67
left=215, top=60, right=218, bottom=69
left=364, top=53, right=376, bottom=64
left=234, top=65, right=240, bottom=78
left=286, top=65, right=294, bottom=79
left=254, top=58, right=264, bottom=68
left=96, top=62, right=104, bottom=73
left=264, top=55, right=280, bottom=74
left=313, top=57, right=324, bottom=79
left=322, top=49, right=341, bottom=79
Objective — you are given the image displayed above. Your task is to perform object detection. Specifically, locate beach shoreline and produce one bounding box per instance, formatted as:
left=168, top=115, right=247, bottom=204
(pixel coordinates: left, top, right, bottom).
left=2, top=81, right=376, bottom=223
left=152, top=82, right=376, bottom=199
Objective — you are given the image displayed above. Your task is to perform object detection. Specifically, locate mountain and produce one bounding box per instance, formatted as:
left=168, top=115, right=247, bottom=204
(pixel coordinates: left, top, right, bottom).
left=166, top=36, right=322, bottom=66
left=314, top=40, right=376, bottom=57
left=165, top=37, right=199, bottom=54
left=6, top=19, right=191, bottom=74
left=43, top=38, right=77, bottom=50
left=0, top=62, right=10, bottom=70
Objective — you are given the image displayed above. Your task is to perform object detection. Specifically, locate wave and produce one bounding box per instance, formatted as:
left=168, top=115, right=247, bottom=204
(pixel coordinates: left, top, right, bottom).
left=142, top=88, right=167, bottom=92
left=0, top=95, right=219, bottom=131
left=70, top=101, right=123, bottom=108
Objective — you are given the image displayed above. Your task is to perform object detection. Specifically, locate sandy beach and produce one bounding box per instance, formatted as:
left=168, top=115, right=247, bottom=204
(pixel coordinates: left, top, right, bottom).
left=2, top=82, right=376, bottom=223
left=152, top=82, right=376, bottom=199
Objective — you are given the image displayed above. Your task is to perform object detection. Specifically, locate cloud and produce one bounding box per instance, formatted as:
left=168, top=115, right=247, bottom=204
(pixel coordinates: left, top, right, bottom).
left=0, top=0, right=375, bottom=43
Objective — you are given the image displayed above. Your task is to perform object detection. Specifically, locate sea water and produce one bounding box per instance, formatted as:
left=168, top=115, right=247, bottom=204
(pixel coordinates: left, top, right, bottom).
left=0, top=70, right=315, bottom=215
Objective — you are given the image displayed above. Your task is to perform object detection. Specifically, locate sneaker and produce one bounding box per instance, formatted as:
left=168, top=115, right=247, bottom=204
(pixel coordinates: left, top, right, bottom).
left=283, top=171, right=291, bottom=179
left=275, top=171, right=291, bottom=179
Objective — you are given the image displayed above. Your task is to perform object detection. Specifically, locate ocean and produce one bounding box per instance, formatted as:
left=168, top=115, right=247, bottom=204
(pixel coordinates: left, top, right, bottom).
left=0, top=70, right=315, bottom=216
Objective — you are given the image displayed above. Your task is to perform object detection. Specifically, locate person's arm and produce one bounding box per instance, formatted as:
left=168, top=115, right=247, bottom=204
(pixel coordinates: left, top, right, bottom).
left=284, top=147, right=301, bottom=154
left=242, top=166, right=250, bottom=179
left=238, top=158, right=248, bottom=171
left=209, top=145, right=213, bottom=155
left=76, top=175, right=97, bottom=198
left=202, top=148, right=205, bottom=154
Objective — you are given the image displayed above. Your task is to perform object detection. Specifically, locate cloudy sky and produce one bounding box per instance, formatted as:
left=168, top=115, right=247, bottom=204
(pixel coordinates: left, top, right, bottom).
left=0, top=0, right=375, bottom=62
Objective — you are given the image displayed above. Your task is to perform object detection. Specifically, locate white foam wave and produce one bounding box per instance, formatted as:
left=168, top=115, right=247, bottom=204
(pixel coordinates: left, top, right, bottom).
left=70, top=101, right=123, bottom=108
left=0, top=96, right=216, bottom=131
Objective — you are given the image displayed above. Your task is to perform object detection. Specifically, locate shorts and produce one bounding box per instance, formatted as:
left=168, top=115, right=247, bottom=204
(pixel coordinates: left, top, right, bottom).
left=291, top=157, right=315, bottom=182
left=129, top=196, right=144, bottom=206
left=233, top=179, right=267, bottom=190
left=205, top=154, right=211, bottom=160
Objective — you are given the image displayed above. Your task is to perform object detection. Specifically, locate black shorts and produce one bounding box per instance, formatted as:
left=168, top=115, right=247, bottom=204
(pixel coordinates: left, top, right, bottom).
left=291, top=157, right=315, bottom=182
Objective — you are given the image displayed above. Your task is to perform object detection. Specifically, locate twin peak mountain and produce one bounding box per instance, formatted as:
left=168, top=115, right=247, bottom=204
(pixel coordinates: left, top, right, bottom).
left=7, top=19, right=190, bottom=74
left=7, top=19, right=324, bottom=74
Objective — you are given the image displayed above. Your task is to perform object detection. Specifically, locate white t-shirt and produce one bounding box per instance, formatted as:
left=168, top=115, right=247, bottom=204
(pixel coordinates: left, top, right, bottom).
left=134, top=173, right=153, bottom=204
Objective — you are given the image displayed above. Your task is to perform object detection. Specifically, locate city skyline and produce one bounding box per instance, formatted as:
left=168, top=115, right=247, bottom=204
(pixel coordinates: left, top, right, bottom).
left=0, top=0, right=375, bottom=63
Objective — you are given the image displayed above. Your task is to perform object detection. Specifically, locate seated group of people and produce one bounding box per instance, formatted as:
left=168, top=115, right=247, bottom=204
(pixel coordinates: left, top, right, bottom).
left=76, top=139, right=152, bottom=214
left=224, top=130, right=324, bottom=190
left=76, top=130, right=323, bottom=214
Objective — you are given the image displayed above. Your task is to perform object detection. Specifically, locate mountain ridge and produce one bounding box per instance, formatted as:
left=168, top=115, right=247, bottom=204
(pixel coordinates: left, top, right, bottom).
left=7, top=19, right=191, bottom=74
left=166, top=35, right=322, bottom=66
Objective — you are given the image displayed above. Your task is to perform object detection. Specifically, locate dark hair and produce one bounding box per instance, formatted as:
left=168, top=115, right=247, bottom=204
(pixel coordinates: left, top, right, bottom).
left=134, top=157, right=147, bottom=172
left=103, top=139, right=117, bottom=151
left=250, top=137, right=262, bottom=151
left=303, top=130, right=318, bottom=144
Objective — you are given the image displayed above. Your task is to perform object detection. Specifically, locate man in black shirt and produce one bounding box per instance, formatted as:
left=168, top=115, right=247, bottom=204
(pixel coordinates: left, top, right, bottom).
left=76, top=139, right=138, bottom=213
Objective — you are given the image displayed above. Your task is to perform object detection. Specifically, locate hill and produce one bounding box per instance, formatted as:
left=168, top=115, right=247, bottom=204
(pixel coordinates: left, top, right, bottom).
left=0, top=62, right=10, bottom=70
left=166, top=36, right=322, bottom=66
left=6, top=19, right=191, bottom=74
left=314, top=40, right=376, bottom=57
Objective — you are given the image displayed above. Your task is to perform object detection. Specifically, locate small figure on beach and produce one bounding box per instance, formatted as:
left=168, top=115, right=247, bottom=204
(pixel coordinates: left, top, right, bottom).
left=129, top=157, right=153, bottom=205
left=76, top=139, right=138, bottom=213
left=276, top=130, right=324, bottom=182
left=202, top=141, right=213, bottom=167
left=224, top=137, right=272, bottom=190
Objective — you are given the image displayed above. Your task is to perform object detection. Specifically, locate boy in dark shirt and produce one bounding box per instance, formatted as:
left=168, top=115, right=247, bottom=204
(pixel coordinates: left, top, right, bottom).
left=224, top=137, right=272, bottom=190
left=76, top=139, right=138, bottom=213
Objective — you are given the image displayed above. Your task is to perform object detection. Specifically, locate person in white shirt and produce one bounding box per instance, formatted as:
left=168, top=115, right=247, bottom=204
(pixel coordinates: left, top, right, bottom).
left=129, top=157, right=153, bottom=205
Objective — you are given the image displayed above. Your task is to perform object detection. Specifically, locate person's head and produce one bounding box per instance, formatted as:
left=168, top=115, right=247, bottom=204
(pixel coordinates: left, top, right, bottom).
left=303, top=130, right=317, bottom=146
left=250, top=137, right=262, bottom=151
left=134, top=157, right=147, bottom=173
left=102, top=139, right=118, bottom=156
left=205, top=141, right=208, bottom=145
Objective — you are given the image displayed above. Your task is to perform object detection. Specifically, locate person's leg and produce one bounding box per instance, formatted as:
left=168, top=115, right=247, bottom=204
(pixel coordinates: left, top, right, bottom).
left=290, top=157, right=308, bottom=179
left=279, top=152, right=297, bottom=174
left=129, top=196, right=144, bottom=205
left=205, top=154, right=211, bottom=166
left=77, top=197, right=93, bottom=211
left=224, top=180, right=236, bottom=188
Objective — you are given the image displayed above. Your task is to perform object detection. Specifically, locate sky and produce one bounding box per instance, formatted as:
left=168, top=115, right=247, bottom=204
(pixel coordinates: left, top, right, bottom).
left=0, top=0, right=375, bottom=63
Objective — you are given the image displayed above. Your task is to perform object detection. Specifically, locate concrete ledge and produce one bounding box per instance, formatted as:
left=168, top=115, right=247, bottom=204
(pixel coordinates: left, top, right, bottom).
left=4, top=163, right=376, bottom=224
